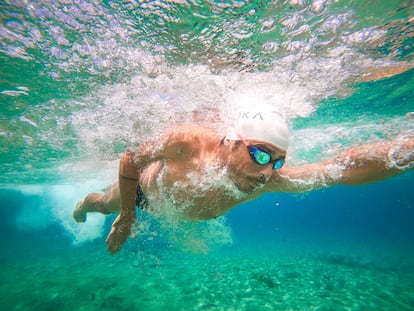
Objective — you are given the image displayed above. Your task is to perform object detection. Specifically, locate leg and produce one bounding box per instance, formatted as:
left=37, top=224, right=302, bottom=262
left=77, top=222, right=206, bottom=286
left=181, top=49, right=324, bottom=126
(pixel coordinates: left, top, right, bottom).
left=73, top=182, right=121, bottom=222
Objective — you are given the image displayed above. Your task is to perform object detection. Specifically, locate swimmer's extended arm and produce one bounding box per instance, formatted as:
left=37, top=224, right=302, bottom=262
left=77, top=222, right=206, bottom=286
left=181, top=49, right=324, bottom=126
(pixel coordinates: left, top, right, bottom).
left=273, top=137, right=414, bottom=193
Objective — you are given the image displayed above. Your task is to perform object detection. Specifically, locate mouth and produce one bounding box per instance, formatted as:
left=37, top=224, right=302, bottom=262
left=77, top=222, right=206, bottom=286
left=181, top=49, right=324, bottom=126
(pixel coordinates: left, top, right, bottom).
left=227, top=171, right=268, bottom=194
left=250, top=176, right=267, bottom=189
left=238, top=176, right=267, bottom=193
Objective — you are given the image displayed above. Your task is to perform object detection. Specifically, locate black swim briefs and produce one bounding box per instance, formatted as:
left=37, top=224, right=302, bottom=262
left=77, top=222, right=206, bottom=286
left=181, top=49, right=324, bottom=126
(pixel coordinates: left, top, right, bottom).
left=136, top=184, right=149, bottom=210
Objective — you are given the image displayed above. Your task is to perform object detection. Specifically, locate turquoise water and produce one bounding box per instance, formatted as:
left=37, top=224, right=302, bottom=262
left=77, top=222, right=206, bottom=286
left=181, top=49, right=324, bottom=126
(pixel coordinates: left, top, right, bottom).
left=1, top=1, right=414, bottom=310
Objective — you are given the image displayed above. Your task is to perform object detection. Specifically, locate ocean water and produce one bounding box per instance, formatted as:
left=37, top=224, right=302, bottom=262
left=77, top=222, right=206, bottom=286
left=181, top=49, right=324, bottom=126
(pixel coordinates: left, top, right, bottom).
left=1, top=0, right=414, bottom=310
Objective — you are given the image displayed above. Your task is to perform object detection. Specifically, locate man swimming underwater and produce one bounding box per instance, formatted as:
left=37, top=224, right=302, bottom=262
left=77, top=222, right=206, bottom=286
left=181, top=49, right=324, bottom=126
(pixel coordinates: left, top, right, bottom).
left=73, top=101, right=414, bottom=253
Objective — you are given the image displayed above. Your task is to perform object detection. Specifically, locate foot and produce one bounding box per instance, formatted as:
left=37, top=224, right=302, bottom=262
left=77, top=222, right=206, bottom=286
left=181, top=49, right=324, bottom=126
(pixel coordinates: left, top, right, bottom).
left=73, top=198, right=87, bottom=222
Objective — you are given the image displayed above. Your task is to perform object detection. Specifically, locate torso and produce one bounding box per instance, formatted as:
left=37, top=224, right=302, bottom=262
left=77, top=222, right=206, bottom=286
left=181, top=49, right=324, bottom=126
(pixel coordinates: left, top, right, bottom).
left=138, top=127, right=251, bottom=219
left=141, top=161, right=248, bottom=219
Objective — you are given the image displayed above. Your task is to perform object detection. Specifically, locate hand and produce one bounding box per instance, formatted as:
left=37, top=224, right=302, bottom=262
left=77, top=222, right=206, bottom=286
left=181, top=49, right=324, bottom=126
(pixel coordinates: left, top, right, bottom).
left=105, top=214, right=135, bottom=254
left=390, top=136, right=414, bottom=169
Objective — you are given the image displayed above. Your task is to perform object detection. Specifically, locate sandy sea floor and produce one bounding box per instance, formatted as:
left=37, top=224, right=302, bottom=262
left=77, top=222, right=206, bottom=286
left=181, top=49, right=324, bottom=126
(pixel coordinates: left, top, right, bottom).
left=1, top=231, right=414, bottom=311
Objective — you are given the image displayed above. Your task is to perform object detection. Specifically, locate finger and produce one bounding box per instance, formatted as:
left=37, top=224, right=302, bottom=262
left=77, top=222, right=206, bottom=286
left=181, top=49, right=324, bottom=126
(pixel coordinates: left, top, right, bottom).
left=105, top=233, right=122, bottom=254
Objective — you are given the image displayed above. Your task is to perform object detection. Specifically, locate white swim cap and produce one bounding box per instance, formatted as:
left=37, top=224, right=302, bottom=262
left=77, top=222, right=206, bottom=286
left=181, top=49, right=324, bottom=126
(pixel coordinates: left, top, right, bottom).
left=226, top=101, right=290, bottom=150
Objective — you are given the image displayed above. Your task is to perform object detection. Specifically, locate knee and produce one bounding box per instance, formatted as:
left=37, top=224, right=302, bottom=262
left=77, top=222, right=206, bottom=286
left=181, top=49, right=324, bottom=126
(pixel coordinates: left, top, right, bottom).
left=85, top=193, right=104, bottom=204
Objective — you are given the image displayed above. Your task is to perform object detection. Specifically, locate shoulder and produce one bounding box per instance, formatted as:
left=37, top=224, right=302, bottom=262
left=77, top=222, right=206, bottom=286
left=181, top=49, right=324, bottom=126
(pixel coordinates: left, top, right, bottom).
left=158, top=126, right=222, bottom=158
left=167, top=125, right=219, bottom=136
left=165, top=126, right=221, bottom=146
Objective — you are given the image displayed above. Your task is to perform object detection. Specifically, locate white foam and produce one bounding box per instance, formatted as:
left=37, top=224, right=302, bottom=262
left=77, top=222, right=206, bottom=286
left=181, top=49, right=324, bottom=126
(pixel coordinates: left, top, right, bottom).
left=11, top=178, right=112, bottom=244
left=15, top=198, right=51, bottom=231
left=69, top=62, right=335, bottom=159
left=388, top=138, right=414, bottom=170
left=66, top=41, right=395, bottom=161
left=288, top=116, right=414, bottom=165
left=45, top=184, right=106, bottom=244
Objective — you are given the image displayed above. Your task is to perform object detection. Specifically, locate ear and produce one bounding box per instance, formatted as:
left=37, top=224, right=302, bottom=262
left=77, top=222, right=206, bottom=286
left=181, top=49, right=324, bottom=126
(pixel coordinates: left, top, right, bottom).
left=228, top=140, right=243, bottom=151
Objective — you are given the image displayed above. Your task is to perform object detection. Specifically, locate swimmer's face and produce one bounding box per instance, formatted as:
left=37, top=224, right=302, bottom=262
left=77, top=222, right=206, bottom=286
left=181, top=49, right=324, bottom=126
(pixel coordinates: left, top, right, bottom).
left=227, top=140, right=287, bottom=193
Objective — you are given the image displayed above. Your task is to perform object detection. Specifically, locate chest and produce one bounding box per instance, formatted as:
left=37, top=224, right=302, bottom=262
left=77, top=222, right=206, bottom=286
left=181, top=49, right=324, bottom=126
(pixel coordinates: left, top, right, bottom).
left=140, top=161, right=248, bottom=219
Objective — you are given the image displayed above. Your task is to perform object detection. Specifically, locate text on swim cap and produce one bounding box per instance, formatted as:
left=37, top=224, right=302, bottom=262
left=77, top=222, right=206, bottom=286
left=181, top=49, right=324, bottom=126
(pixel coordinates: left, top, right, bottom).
left=239, top=112, right=264, bottom=120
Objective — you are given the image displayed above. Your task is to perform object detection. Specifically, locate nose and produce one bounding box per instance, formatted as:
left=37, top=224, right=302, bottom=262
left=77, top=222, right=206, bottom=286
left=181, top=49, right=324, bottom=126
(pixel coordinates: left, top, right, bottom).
left=259, top=166, right=273, bottom=181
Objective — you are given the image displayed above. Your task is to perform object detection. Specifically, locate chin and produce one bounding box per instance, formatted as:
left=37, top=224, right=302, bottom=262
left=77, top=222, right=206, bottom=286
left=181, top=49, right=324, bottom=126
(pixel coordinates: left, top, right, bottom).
left=238, top=182, right=263, bottom=194
left=228, top=171, right=264, bottom=194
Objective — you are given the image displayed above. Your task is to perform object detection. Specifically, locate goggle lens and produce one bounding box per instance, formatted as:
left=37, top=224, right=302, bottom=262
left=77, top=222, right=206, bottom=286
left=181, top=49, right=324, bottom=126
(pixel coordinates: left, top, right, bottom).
left=248, top=146, right=284, bottom=170
left=253, top=149, right=271, bottom=164
left=273, top=158, right=285, bottom=170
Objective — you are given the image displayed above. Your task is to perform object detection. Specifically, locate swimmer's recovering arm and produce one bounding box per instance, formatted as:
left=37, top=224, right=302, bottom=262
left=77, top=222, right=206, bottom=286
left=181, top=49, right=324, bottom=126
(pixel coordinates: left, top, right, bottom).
left=105, top=132, right=190, bottom=253
left=105, top=152, right=140, bottom=253
left=274, top=137, right=414, bottom=193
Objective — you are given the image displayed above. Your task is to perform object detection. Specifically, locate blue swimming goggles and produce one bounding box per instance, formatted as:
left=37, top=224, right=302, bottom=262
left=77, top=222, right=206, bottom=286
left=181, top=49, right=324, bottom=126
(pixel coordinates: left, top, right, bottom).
left=247, top=145, right=285, bottom=170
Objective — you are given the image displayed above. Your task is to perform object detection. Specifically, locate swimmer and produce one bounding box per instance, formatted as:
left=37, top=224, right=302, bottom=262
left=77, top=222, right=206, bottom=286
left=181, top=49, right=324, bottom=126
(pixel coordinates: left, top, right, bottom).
left=73, top=101, right=414, bottom=254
